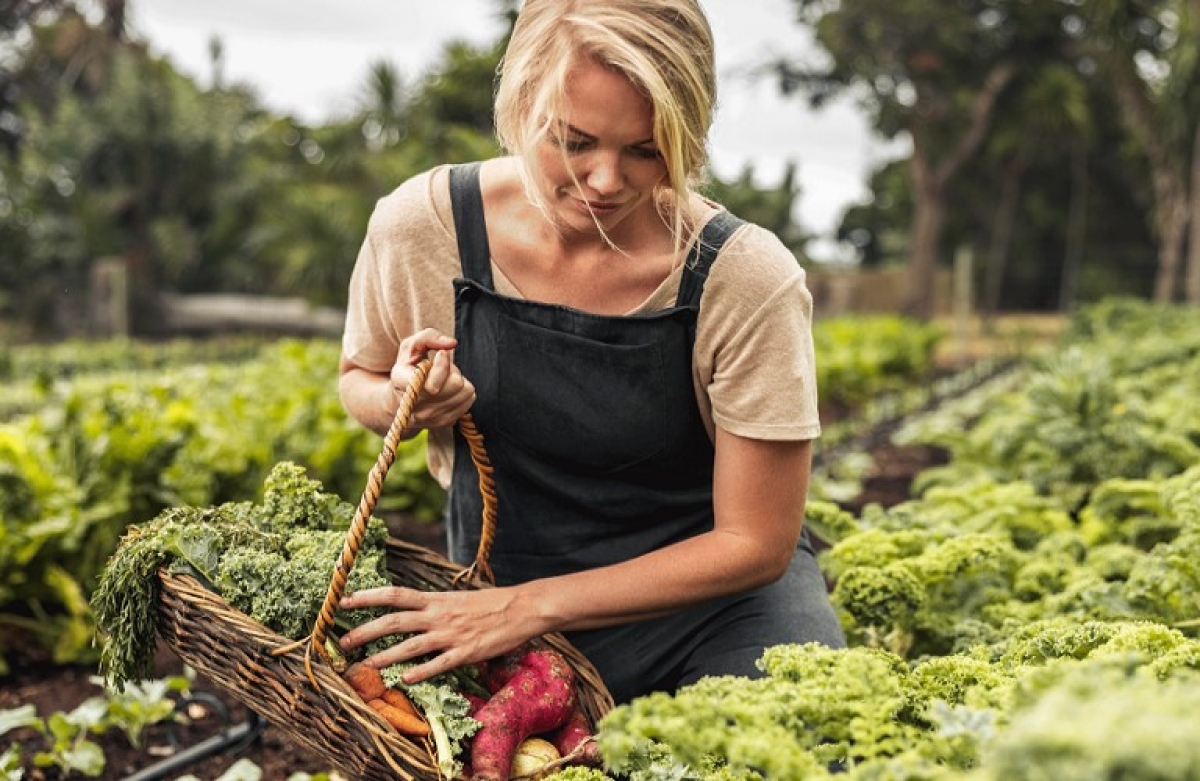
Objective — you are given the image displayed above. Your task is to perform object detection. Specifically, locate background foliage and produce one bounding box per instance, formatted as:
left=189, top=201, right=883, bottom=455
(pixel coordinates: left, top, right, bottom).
left=3, top=1, right=1199, bottom=337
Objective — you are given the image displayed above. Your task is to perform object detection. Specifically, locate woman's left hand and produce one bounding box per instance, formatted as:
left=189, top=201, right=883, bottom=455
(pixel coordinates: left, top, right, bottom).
left=337, top=586, right=536, bottom=683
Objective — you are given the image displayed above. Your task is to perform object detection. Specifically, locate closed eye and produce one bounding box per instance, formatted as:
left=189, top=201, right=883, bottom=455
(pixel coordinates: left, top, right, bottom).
left=548, top=134, right=592, bottom=153
left=629, top=146, right=663, bottom=160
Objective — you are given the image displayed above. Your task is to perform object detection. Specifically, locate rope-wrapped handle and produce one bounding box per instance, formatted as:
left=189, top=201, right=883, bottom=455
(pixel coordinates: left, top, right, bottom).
left=308, top=356, right=498, bottom=665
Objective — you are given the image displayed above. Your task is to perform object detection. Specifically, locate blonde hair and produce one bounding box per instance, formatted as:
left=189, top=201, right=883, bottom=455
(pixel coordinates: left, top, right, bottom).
left=494, top=0, right=716, bottom=252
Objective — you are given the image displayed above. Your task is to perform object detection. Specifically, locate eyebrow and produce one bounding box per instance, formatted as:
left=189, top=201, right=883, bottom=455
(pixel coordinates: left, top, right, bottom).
left=561, top=122, right=657, bottom=147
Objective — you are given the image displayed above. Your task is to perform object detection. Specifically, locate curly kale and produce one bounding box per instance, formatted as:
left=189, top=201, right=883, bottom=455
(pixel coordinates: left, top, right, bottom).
left=831, top=563, right=925, bottom=656
left=381, top=665, right=481, bottom=780
left=212, top=528, right=388, bottom=639
left=257, top=461, right=356, bottom=533
left=803, top=500, right=862, bottom=546
left=594, top=620, right=1200, bottom=780
left=542, top=769, right=612, bottom=781
left=828, top=530, right=1019, bottom=657
left=981, top=665, right=1200, bottom=781
left=992, top=618, right=1195, bottom=669
left=92, top=462, right=389, bottom=689
left=91, top=506, right=264, bottom=688
left=599, top=644, right=965, bottom=779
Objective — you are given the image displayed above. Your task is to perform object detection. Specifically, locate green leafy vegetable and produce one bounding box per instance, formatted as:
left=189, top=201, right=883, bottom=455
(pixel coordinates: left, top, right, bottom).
left=91, top=462, right=389, bottom=689
left=382, top=665, right=481, bottom=780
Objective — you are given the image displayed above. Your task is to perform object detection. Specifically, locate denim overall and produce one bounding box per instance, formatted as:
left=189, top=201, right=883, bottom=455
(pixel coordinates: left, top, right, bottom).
left=445, top=163, right=845, bottom=703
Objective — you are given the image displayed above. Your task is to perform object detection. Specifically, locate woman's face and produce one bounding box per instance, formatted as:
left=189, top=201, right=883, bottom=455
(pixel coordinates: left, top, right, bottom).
left=533, top=57, right=668, bottom=237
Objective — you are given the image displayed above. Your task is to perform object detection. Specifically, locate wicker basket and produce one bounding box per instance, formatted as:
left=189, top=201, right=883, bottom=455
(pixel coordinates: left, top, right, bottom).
left=154, top=358, right=614, bottom=780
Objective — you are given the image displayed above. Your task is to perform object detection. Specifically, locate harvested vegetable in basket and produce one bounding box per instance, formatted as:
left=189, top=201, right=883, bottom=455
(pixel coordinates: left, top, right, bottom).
left=368, top=696, right=432, bottom=736
left=468, top=646, right=579, bottom=780
left=343, top=662, right=387, bottom=700
left=381, top=666, right=483, bottom=780
left=93, top=461, right=604, bottom=779
left=91, top=462, right=391, bottom=690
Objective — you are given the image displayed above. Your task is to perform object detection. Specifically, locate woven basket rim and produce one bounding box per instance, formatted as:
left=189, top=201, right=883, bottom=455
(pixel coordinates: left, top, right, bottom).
left=155, top=537, right=613, bottom=780
left=154, top=359, right=613, bottom=778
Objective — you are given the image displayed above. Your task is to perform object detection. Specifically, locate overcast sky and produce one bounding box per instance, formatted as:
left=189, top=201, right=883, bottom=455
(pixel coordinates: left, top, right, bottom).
left=128, top=0, right=904, bottom=260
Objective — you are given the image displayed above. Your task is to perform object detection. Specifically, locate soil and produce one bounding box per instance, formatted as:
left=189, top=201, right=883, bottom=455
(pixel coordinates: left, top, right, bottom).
left=1, top=443, right=942, bottom=781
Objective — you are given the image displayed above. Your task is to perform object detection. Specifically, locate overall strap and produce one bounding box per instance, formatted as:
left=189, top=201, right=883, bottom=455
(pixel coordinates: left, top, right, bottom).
left=675, top=210, right=746, bottom=308
left=448, top=162, right=494, bottom=288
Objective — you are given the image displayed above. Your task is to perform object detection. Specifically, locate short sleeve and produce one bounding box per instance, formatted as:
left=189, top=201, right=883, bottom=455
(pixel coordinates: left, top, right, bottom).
left=341, top=168, right=461, bottom=372
left=692, top=224, right=821, bottom=441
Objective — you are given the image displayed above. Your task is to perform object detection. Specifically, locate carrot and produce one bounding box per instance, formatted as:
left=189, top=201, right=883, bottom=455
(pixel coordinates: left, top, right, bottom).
left=368, top=697, right=432, bottom=737
left=468, top=648, right=578, bottom=781
left=549, top=703, right=602, bottom=766
left=343, top=662, right=386, bottom=701
left=381, top=687, right=420, bottom=717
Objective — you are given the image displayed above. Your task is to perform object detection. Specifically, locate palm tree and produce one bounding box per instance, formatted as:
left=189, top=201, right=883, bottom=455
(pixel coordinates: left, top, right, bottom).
left=358, top=59, right=407, bottom=149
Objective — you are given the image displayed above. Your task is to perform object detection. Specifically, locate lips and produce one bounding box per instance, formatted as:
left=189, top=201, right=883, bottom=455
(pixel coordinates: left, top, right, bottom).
left=577, top=199, right=622, bottom=215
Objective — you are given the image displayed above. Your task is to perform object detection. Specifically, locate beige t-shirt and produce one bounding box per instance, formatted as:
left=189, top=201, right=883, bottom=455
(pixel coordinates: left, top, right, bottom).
left=342, top=164, right=822, bottom=488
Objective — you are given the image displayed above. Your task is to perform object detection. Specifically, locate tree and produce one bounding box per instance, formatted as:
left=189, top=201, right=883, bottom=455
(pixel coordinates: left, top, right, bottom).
left=1179, top=0, right=1200, bottom=303
left=1076, top=0, right=1200, bottom=302
left=775, top=0, right=1076, bottom=318
left=2, top=42, right=280, bottom=329
left=701, top=163, right=809, bottom=260
left=0, top=0, right=822, bottom=334
left=356, top=59, right=409, bottom=151
left=976, top=63, right=1094, bottom=316
left=834, top=77, right=1159, bottom=311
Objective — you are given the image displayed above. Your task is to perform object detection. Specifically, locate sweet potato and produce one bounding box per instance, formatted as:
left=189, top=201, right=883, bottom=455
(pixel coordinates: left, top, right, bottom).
left=343, top=662, right=386, bottom=701
left=480, top=650, right=524, bottom=694
left=464, top=691, right=489, bottom=717
left=549, top=703, right=602, bottom=766
left=368, top=697, right=432, bottom=737
left=468, top=648, right=577, bottom=781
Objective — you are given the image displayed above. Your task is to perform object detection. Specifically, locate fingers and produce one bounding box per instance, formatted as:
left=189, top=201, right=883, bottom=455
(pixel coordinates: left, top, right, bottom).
left=341, top=585, right=427, bottom=612
left=391, top=329, right=476, bottom=430
left=361, top=635, right=458, bottom=682
left=399, top=327, right=458, bottom=360
left=396, top=652, right=458, bottom=685
left=338, top=587, right=428, bottom=651
left=362, top=629, right=482, bottom=684
left=421, top=349, right=468, bottom=399
left=336, top=591, right=470, bottom=684
left=337, top=588, right=522, bottom=683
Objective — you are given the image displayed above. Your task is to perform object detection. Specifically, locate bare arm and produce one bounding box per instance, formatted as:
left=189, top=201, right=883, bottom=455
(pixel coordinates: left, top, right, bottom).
left=340, top=427, right=812, bottom=681
left=525, top=428, right=810, bottom=627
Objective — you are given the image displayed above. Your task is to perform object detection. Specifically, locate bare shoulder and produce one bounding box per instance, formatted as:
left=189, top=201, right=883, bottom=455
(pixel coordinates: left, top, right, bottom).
left=478, top=157, right=545, bottom=248
left=478, top=157, right=527, bottom=207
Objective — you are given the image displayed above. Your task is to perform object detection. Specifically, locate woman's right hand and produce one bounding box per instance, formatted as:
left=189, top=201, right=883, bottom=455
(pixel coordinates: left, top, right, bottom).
left=390, top=328, right=476, bottom=432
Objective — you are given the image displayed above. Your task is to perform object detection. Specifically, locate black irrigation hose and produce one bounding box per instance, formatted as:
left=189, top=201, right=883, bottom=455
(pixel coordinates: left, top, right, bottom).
left=812, top=357, right=1022, bottom=470
left=123, top=696, right=268, bottom=781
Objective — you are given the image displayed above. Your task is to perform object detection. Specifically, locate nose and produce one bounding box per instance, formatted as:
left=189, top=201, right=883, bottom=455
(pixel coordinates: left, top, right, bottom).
left=583, top=151, right=623, bottom=197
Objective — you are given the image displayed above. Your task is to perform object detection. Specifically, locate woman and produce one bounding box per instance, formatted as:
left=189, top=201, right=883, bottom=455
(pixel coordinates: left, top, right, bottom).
left=336, top=0, right=845, bottom=704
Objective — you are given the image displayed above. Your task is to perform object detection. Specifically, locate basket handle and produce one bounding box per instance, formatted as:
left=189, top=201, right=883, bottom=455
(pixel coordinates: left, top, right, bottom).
left=309, top=356, right=499, bottom=663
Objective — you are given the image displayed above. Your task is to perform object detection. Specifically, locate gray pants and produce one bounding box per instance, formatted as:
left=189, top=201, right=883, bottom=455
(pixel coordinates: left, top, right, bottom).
left=564, top=530, right=846, bottom=704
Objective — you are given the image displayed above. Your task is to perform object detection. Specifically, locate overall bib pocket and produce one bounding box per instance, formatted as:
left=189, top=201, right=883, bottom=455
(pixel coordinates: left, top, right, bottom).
left=496, top=314, right=669, bottom=474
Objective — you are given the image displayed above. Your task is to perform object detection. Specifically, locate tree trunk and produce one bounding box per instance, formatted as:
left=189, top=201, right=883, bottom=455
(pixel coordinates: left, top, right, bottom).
left=1151, top=178, right=1188, bottom=302
left=1059, top=136, right=1090, bottom=312
left=901, top=61, right=1016, bottom=319
left=1186, top=121, right=1200, bottom=304
left=982, top=137, right=1031, bottom=320
left=1109, top=66, right=1189, bottom=302
left=903, top=161, right=947, bottom=319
